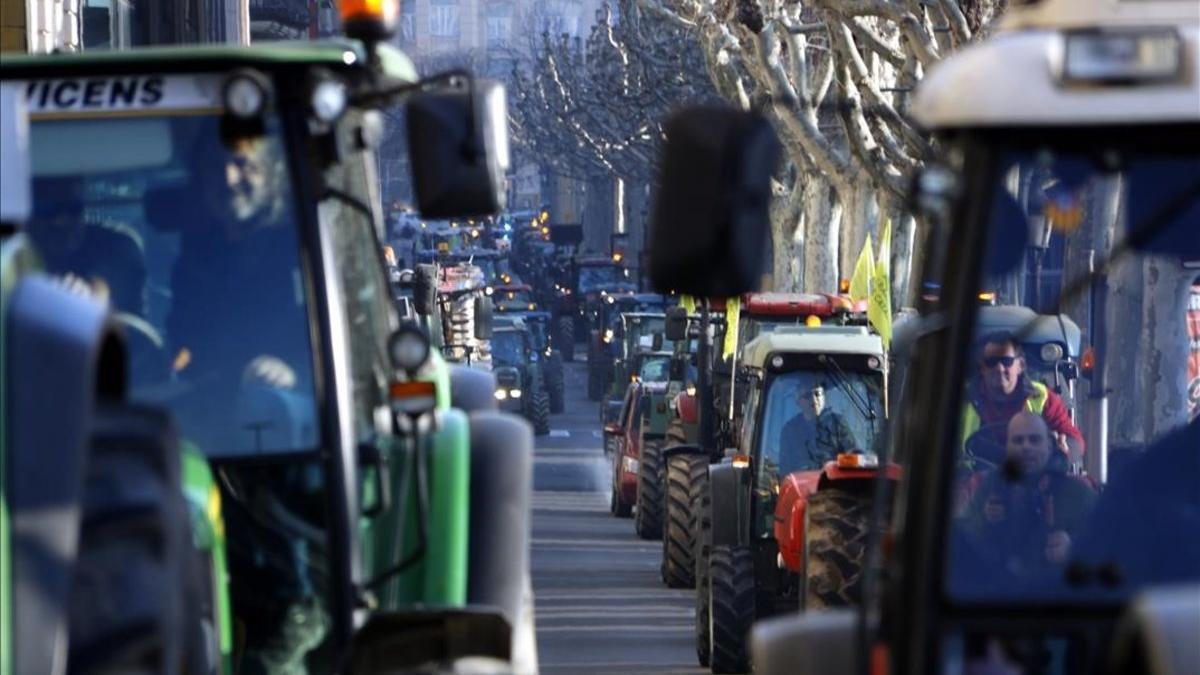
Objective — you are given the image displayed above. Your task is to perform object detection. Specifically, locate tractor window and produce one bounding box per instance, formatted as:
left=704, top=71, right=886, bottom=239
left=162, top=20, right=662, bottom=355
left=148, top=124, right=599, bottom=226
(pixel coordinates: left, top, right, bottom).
left=945, top=137, right=1200, bottom=604
left=638, top=355, right=671, bottom=383
left=322, top=141, right=397, bottom=445
left=27, top=110, right=320, bottom=459
left=755, top=367, right=884, bottom=515
left=491, top=330, right=525, bottom=365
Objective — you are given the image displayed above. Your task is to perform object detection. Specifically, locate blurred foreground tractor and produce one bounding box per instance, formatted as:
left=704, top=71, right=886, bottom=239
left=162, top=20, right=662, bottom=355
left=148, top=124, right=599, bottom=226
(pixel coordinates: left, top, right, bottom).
left=3, top=7, right=539, bottom=672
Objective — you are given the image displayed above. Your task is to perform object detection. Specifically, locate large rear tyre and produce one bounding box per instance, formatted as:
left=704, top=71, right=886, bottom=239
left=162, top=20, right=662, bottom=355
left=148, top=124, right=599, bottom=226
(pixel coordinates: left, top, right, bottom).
left=546, top=354, right=565, bottom=414
left=693, top=474, right=713, bottom=667
left=634, top=438, right=664, bottom=540
left=708, top=545, right=754, bottom=674
left=803, top=488, right=872, bottom=610
left=662, top=453, right=706, bottom=588
left=69, top=403, right=191, bottom=675
left=586, top=361, right=605, bottom=401
left=556, top=317, right=575, bottom=362
left=527, top=390, right=551, bottom=436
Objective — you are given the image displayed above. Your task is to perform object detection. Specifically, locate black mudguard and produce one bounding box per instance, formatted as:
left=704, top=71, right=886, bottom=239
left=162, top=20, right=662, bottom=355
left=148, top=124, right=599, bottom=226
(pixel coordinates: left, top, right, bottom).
left=466, top=412, right=533, bottom=628
left=449, top=364, right=498, bottom=413
left=710, top=461, right=752, bottom=548
left=7, top=276, right=123, bottom=675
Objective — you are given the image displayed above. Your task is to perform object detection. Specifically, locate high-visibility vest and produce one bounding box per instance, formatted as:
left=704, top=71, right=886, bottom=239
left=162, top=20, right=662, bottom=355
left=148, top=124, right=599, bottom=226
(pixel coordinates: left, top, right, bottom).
left=960, top=380, right=1049, bottom=453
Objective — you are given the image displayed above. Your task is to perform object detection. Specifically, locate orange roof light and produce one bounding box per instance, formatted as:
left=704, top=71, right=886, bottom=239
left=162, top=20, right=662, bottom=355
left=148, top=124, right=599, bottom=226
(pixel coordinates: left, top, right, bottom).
left=1081, top=346, right=1096, bottom=373
left=340, top=0, right=399, bottom=40
left=839, top=278, right=851, bottom=293
left=612, top=252, right=624, bottom=263
left=805, top=315, right=822, bottom=327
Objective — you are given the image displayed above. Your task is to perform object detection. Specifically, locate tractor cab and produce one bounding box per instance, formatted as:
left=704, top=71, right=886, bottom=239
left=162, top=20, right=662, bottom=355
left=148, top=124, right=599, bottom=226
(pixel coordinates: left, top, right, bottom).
left=493, top=283, right=536, bottom=313
left=490, top=316, right=551, bottom=435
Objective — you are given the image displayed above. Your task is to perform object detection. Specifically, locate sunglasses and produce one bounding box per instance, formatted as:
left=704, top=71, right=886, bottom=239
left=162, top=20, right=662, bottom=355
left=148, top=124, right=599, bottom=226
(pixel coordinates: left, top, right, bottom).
left=982, top=355, right=1018, bottom=368
left=1009, top=433, right=1045, bottom=446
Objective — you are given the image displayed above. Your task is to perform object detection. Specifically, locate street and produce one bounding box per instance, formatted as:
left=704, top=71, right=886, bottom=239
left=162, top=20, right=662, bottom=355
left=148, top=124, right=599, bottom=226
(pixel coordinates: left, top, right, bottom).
left=532, top=361, right=706, bottom=675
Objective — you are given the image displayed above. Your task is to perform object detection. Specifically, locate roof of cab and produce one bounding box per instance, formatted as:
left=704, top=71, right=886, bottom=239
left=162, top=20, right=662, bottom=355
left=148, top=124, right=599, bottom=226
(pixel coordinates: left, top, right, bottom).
left=913, top=0, right=1200, bottom=128
left=0, top=40, right=418, bottom=83
left=742, top=326, right=884, bottom=370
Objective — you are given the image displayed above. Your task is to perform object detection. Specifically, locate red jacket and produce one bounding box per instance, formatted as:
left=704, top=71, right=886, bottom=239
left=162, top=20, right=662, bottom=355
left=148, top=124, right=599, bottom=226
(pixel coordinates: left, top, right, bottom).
left=969, top=380, right=1084, bottom=466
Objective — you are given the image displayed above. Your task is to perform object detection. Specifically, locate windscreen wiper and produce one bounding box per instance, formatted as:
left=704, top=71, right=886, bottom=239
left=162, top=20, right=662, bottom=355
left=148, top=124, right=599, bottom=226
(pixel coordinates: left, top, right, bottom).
left=816, top=354, right=877, bottom=426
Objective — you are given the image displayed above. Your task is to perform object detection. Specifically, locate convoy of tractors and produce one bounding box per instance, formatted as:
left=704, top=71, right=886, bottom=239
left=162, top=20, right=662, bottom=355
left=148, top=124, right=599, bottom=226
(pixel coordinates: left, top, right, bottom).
left=2, top=1, right=1197, bottom=675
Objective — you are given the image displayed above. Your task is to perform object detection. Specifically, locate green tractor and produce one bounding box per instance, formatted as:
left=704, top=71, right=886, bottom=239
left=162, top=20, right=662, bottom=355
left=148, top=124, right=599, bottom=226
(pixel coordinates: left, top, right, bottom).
left=4, top=7, right=536, bottom=673
left=2, top=82, right=232, bottom=675
left=491, top=316, right=552, bottom=436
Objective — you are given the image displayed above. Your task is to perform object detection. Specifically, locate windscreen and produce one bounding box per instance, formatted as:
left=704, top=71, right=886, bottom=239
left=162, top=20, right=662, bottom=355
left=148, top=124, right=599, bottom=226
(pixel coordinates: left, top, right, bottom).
left=491, top=330, right=525, bottom=365
left=946, top=140, right=1200, bottom=604
left=27, top=108, right=319, bottom=459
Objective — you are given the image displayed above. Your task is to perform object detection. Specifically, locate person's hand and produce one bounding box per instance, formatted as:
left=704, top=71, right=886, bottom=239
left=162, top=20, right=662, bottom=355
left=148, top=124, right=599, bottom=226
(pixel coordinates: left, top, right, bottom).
left=1053, top=431, right=1071, bottom=457
left=57, top=273, right=110, bottom=304
left=243, top=355, right=296, bottom=389
left=1045, top=530, right=1072, bottom=564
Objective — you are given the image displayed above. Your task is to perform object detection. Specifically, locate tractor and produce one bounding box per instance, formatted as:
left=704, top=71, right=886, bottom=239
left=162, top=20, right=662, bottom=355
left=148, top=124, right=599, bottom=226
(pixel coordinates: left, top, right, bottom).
left=4, top=6, right=538, bottom=672
left=490, top=316, right=552, bottom=436
left=2, top=79, right=232, bottom=675
left=700, top=327, right=890, bottom=673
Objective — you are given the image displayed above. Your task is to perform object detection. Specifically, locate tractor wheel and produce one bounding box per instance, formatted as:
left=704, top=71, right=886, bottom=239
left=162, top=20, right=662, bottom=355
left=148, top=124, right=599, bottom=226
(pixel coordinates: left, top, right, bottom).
left=610, top=461, right=633, bottom=518
left=529, top=390, right=551, bottom=436
left=708, top=545, right=755, bottom=674
left=663, top=453, right=706, bottom=588
left=803, top=488, right=873, bottom=610
left=69, top=403, right=191, bottom=674
left=586, top=362, right=605, bottom=401
left=665, top=414, right=688, bottom=447
left=546, top=354, right=565, bottom=414
left=634, top=438, right=664, bottom=540
left=556, top=317, right=575, bottom=362
left=693, top=472, right=713, bottom=667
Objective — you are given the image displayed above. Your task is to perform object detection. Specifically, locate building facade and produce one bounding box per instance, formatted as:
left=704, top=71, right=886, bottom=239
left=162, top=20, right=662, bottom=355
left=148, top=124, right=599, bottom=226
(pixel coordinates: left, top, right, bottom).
left=2, top=0, right=249, bottom=52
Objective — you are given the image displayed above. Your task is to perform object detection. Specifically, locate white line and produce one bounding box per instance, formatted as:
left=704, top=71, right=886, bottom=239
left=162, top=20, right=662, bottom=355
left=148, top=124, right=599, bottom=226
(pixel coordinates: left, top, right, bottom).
left=549, top=429, right=571, bottom=438
left=592, top=430, right=602, bottom=439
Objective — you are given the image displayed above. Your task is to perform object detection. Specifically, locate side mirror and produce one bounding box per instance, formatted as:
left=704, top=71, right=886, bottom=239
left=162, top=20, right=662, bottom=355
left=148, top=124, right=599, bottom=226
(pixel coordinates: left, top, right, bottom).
left=407, top=79, right=509, bottom=219
left=414, top=264, right=437, bottom=316
left=665, top=306, right=688, bottom=342
left=474, top=295, right=494, bottom=340
left=751, top=610, right=858, bottom=675
left=648, top=106, right=781, bottom=297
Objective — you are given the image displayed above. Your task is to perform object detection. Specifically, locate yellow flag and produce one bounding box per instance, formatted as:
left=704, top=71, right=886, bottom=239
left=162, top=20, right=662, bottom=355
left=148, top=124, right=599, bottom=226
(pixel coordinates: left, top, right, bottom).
left=849, top=236, right=874, bottom=303
left=680, top=295, right=696, bottom=315
left=869, top=220, right=893, bottom=348
left=722, top=297, right=740, bottom=361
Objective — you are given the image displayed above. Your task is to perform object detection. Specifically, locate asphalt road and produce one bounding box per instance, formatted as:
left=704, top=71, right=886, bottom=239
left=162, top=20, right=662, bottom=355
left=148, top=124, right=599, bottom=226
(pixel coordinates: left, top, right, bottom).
left=532, top=361, right=707, bottom=675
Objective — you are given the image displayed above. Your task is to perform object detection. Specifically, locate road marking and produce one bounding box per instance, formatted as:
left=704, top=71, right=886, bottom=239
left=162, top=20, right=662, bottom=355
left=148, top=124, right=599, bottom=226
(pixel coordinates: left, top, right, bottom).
left=549, top=429, right=571, bottom=438
left=592, top=430, right=602, bottom=439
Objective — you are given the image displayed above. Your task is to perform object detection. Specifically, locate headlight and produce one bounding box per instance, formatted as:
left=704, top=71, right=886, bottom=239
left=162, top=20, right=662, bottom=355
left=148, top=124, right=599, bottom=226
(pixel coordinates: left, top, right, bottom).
left=606, top=296, right=615, bottom=305
left=621, top=456, right=639, bottom=474
left=603, top=329, right=614, bottom=343
left=494, top=389, right=508, bottom=400
left=388, top=322, right=430, bottom=372
left=1040, top=343, right=1065, bottom=363
left=510, top=388, right=522, bottom=399
left=224, top=70, right=269, bottom=119
left=310, top=78, right=347, bottom=123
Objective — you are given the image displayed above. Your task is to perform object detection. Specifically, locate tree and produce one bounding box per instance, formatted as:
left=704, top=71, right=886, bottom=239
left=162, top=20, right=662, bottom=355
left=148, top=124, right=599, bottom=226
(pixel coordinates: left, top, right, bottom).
left=637, top=0, right=1006, bottom=298
left=510, top=1, right=721, bottom=254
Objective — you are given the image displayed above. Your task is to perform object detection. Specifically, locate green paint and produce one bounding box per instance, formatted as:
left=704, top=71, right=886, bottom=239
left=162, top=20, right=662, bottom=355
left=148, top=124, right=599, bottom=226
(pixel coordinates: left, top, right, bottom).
left=423, top=408, right=470, bottom=605
left=181, top=445, right=233, bottom=673
left=0, top=41, right=417, bottom=83
left=0, top=235, right=44, bottom=675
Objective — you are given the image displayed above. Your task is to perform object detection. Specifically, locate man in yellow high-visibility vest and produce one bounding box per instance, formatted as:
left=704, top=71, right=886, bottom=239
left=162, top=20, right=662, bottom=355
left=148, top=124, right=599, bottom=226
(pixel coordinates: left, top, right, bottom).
left=961, top=332, right=1084, bottom=469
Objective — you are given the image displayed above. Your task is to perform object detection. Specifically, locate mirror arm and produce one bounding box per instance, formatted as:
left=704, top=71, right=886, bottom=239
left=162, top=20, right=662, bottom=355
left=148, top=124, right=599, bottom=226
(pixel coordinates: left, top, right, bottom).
left=351, top=69, right=472, bottom=110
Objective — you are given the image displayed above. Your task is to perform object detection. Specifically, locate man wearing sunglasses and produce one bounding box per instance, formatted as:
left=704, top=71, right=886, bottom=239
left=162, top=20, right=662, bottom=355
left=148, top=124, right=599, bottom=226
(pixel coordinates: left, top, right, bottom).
left=960, top=332, right=1084, bottom=470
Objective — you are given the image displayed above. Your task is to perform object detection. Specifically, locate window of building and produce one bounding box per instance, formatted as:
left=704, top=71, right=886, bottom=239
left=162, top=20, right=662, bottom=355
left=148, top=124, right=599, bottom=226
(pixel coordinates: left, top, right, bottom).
left=429, top=0, right=459, bottom=38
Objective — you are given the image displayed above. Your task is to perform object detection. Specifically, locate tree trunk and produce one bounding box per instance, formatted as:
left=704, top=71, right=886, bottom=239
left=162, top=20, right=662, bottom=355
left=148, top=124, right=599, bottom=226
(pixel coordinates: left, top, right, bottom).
left=801, top=176, right=840, bottom=294
left=1139, top=258, right=1194, bottom=437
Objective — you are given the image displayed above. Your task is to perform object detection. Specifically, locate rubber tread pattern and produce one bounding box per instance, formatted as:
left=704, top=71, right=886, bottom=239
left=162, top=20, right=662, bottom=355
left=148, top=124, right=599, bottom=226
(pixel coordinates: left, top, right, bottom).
left=662, top=453, right=706, bottom=588
left=634, top=437, right=664, bottom=540
left=803, top=488, right=872, bottom=610
left=708, top=545, right=754, bottom=674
